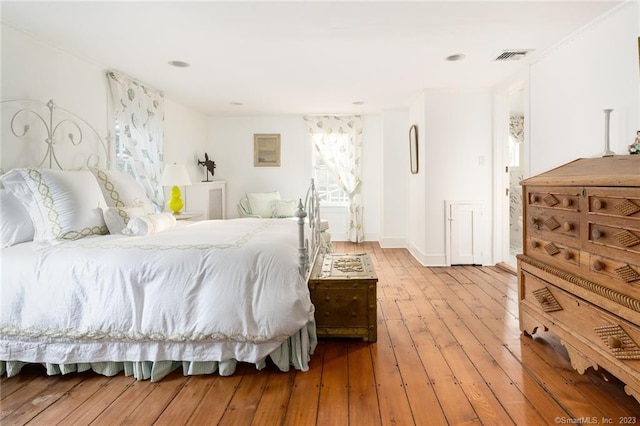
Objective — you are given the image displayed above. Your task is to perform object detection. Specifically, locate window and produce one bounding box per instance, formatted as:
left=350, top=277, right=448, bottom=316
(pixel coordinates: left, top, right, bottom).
left=311, top=134, right=349, bottom=205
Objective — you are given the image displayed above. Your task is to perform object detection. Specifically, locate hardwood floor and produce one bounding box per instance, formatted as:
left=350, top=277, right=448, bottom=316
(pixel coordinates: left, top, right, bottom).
left=3, top=241, right=640, bottom=425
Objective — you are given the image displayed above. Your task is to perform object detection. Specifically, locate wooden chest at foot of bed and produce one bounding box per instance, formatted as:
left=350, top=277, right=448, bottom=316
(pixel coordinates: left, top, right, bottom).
left=308, top=253, right=378, bottom=342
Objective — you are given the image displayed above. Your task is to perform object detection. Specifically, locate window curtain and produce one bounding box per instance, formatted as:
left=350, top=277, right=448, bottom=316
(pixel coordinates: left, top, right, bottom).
left=106, top=70, right=165, bottom=211
left=303, top=115, right=364, bottom=243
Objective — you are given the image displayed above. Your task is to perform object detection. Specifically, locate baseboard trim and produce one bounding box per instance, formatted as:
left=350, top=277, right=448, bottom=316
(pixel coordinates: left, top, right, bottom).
left=379, top=238, right=406, bottom=248
left=496, top=262, right=517, bottom=275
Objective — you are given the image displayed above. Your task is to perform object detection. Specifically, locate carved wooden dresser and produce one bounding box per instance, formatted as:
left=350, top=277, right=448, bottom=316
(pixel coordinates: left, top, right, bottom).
left=308, top=253, right=378, bottom=342
left=518, top=155, right=640, bottom=401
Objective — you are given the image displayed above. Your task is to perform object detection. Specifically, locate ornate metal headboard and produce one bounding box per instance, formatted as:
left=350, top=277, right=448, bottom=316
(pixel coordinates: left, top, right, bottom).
left=0, top=99, right=109, bottom=172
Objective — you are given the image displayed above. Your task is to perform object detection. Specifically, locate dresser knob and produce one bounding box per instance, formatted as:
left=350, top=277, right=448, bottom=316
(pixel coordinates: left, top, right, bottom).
left=530, top=194, right=538, bottom=203
left=562, top=222, right=573, bottom=231
left=352, top=296, right=358, bottom=301
left=351, top=312, right=357, bottom=317
left=324, top=311, right=331, bottom=317
left=594, top=260, right=605, bottom=271
left=562, top=198, right=572, bottom=207
left=325, top=296, right=331, bottom=301
left=563, top=250, right=573, bottom=260
left=530, top=241, right=539, bottom=249
left=530, top=217, right=539, bottom=227
left=608, top=336, right=623, bottom=349
left=592, top=229, right=603, bottom=240
left=593, top=199, right=604, bottom=210
left=540, top=295, right=549, bottom=303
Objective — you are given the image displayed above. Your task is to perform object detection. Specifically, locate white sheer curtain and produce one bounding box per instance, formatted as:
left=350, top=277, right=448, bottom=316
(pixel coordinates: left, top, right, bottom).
left=304, top=115, right=364, bottom=242
left=107, top=71, right=165, bottom=211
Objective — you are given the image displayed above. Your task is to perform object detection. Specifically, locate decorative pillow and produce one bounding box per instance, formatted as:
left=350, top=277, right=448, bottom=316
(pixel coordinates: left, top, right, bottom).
left=272, top=199, right=297, bottom=218
left=122, top=212, right=177, bottom=236
left=0, top=189, right=35, bottom=247
left=0, top=168, right=108, bottom=241
left=246, top=191, right=280, bottom=218
left=102, top=206, right=147, bottom=235
left=90, top=168, right=155, bottom=214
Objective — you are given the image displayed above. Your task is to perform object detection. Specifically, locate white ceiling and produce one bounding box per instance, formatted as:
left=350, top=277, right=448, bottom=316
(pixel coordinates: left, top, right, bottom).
left=1, top=1, right=625, bottom=115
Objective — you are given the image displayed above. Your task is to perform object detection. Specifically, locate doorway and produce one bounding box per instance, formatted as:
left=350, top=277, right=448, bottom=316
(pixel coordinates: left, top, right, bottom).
left=506, top=88, right=525, bottom=267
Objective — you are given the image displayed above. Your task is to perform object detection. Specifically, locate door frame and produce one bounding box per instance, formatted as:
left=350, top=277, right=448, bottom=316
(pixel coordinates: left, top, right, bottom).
left=491, top=77, right=530, bottom=266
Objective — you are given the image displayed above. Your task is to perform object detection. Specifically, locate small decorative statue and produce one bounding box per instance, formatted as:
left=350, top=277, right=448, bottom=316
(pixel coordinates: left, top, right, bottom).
left=629, top=131, right=640, bottom=155
left=198, top=153, right=216, bottom=182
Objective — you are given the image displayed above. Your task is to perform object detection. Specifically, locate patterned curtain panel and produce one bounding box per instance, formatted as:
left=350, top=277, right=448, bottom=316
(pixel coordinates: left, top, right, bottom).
left=510, top=115, right=524, bottom=143
left=107, top=71, right=165, bottom=211
left=304, top=115, right=364, bottom=243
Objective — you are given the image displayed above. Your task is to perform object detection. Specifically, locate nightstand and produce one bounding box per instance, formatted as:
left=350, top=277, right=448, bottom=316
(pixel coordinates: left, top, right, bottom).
left=173, top=211, right=203, bottom=221
left=185, top=181, right=227, bottom=219
left=308, top=253, right=378, bottom=342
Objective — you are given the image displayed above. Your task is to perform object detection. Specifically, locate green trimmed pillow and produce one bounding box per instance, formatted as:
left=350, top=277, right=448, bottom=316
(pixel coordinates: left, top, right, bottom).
left=1, top=168, right=107, bottom=241
left=272, top=199, right=297, bottom=218
left=246, top=191, right=280, bottom=218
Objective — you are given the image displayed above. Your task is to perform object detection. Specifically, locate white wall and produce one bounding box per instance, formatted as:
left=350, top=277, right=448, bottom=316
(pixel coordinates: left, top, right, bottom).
left=163, top=99, right=209, bottom=181
left=1, top=23, right=109, bottom=171
left=528, top=1, right=639, bottom=175
left=380, top=108, right=409, bottom=248
left=1, top=22, right=208, bottom=184
left=408, top=88, right=493, bottom=266
left=208, top=114, right=382, bottom=240
left=407, top=94, right=427, bottom=260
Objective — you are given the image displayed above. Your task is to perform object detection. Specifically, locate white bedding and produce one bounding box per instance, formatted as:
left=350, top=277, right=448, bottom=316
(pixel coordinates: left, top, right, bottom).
left=0, top=218, right=315, bottom=371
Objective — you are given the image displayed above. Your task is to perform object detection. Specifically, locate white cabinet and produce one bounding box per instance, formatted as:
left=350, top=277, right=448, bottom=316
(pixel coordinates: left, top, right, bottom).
left=185, top=181, right=227, bottom=220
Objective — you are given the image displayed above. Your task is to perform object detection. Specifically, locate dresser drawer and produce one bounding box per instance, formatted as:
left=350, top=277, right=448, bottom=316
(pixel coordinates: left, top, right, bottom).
left=526, top=207, right=580, bottom=241
left=526, top=236, right=580, bottom=269
left=587, top=187, right=640, bottom=222
left=521, top=270, right=640, bottom=363
left=586, top=221, right=640, bottom=262
left=526, top=186, right=581, bottom=211
left=585, top=253, right=640, bottom=291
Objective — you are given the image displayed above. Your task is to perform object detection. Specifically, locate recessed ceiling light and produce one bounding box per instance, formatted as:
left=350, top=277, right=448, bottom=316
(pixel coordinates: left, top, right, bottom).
left=230, top=102, right=244, bottom=106
left=352, top=101, right=364, bottom=105
left=445, top=54, right=466, bottom=62
left=168, top=60, right=190, bottom=68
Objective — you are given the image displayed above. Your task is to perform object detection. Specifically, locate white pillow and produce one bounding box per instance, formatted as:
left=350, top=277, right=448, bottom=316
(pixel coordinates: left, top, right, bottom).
left=246, top=191, right=280, bottom=218
left=1, top=168, right=108, bottom=241
left=272, top=199, right=297, bottom=218
left=122, top=212, right=177, bottom=236
left=0, top=189, right=35, bottom=247
left=102, top=206, right=147, bottom=235
left=90, top=168, right=154, bottom=213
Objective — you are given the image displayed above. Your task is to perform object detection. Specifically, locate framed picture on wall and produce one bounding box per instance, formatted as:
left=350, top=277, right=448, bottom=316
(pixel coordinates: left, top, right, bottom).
left=254, top=134, right=281, bottom=167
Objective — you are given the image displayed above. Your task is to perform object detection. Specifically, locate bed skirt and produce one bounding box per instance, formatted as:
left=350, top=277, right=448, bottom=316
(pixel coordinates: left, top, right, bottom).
left=1, top=322, right=317, bottom=382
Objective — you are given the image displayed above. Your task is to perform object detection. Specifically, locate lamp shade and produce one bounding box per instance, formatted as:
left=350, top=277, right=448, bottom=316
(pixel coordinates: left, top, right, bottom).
left=161, top=164, right=192, bottom=187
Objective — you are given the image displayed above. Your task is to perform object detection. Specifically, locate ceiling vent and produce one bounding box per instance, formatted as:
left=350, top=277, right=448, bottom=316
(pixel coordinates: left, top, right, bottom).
left=494, top=50, right=533, bottom=61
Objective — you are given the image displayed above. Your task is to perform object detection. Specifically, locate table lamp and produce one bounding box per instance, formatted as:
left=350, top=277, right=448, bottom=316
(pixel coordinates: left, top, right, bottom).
left=161, top=164, right=192, bottom=214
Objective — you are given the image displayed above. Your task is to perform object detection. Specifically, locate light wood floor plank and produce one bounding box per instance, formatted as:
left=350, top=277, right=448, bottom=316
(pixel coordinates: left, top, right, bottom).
left=154, top=375, right=215, bottom=425
left=251, top=367, right=295, bottom=425
left=217, top=367, right=268, bottom=426
left=347, top=342, right=382, bottom=426
left=369, top=303, right=417, bottom=426
left=282, top=342, right=325, bottom=426
left=316, top=341, right=349, bottom=425
left=185, top=373, right=243, bottom=425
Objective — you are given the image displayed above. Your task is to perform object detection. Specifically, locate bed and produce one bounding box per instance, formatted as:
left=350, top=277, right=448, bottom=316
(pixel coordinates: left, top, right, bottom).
left=0, top=99, right=321, bottom=381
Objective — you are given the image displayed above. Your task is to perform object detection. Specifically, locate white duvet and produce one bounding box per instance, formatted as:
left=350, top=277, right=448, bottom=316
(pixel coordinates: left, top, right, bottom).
left=0, top=218, right=315, bottom=366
